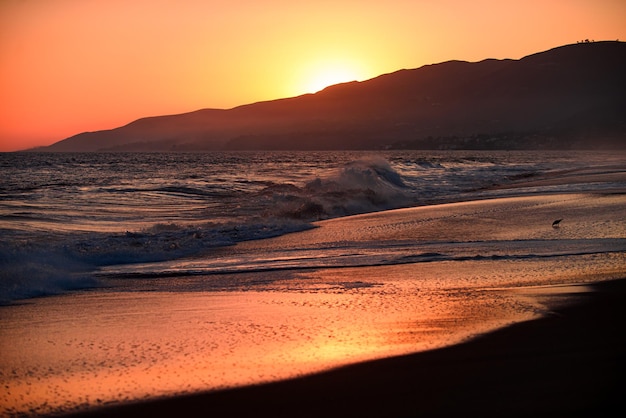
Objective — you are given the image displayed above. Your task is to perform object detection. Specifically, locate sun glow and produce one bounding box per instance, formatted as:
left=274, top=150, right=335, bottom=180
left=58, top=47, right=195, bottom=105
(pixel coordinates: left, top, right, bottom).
left=300, top=60, right=366, bottom=93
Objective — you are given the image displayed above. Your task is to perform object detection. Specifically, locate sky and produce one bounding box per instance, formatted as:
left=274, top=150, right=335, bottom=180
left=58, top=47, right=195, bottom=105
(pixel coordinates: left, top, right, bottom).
left=1, top=0, right=625, bottom=152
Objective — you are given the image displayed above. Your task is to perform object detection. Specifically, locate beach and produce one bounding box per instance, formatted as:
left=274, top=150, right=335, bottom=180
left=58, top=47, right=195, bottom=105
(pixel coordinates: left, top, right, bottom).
left=69, top=278, right=626, bottom=418
left=1, top=154, right=625, bottom=417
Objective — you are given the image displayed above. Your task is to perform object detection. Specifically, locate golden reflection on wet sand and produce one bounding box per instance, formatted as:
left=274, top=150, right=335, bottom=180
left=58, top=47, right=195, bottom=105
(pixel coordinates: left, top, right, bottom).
left=1, top=252, right=624, bottom=415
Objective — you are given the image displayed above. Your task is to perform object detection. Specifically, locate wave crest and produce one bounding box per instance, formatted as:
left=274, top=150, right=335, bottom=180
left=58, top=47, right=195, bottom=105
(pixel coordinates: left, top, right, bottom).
left=261, top=157, right=413, bottom=219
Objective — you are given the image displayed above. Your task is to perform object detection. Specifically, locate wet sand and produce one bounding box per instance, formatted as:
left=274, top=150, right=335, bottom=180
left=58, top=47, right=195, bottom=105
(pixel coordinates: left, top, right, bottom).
left=69, top=278, right=626, bottom=418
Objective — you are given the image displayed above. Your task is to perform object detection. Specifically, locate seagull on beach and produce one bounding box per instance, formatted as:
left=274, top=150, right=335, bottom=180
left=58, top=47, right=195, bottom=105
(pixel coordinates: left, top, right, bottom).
left=552, top=219, right=563, bottom=228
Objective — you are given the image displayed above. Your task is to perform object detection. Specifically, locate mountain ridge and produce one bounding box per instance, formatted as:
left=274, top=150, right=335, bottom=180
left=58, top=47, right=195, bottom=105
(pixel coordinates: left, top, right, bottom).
left=44, top=41, right=626, bottom=151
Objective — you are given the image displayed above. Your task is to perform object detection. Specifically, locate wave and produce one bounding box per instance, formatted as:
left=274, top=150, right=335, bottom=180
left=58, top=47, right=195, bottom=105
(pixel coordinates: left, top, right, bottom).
left=0, top=156, right=414, bottom=304
left=258, top=156, right=414, bottom=220
left=0, top=243, right=98, bottom=304
left=95, top=239, right=626, bottom=284
left=102, top=185, right=236, bottom=199
left=0, top=219, right=314, bottom=304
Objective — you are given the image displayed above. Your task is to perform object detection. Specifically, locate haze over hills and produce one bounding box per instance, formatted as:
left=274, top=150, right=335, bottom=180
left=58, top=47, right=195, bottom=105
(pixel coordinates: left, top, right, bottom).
left=45, top=41, right=626, bottom=152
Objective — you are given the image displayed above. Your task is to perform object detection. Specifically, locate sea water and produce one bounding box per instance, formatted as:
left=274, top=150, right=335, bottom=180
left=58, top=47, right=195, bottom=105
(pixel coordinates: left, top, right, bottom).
left=1, top=150, right=625, bottom=304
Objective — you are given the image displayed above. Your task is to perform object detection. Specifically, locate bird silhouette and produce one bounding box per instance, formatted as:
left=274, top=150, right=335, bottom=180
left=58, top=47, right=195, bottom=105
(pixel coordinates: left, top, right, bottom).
left=552, top=219, right=563, bottom=228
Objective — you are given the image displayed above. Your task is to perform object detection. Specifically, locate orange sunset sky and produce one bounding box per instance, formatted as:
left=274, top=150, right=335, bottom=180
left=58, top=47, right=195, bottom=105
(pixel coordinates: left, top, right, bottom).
left=1, top=0, right=625, bottom=152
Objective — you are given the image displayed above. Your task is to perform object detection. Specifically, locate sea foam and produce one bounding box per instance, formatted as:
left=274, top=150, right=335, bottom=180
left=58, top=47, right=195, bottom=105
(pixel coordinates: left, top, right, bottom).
left=263, top=156, right=413, bottom=219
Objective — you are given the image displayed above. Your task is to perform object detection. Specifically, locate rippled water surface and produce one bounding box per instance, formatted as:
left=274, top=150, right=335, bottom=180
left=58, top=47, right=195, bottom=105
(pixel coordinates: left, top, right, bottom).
left=3, top=150, right=623, bottom=303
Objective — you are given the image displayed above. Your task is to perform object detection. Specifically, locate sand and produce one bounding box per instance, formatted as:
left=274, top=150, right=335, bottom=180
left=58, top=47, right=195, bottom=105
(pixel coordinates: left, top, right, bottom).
left=1, top=170, right=625, bottom=417
left=68, top=279, right=626, bottom=418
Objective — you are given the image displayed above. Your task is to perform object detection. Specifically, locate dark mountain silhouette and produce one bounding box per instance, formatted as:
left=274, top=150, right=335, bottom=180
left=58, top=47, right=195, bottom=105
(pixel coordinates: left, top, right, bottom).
left=45, top=41, right=626, bottom=151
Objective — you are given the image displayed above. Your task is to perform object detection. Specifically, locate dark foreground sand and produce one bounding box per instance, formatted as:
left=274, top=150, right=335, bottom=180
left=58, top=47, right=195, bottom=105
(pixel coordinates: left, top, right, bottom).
left=68, top=279, right=625, bottom=418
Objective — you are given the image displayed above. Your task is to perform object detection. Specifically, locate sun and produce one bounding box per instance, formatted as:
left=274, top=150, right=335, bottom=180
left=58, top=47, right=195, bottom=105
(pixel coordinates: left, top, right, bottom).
left=305, top=67, right=358, bottom=93
left=300, top=60, right=365, bottom=93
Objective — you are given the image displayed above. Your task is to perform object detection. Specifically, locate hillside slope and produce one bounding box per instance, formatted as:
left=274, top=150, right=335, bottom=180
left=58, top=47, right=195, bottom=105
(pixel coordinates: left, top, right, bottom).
left=46, top=41, right=626, bottom=151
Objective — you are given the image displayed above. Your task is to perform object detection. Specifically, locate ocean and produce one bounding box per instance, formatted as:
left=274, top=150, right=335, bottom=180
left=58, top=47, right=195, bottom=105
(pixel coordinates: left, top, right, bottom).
left=1, top=150, right=624, bottom=304
left=1, top=150, right=625, bottom=416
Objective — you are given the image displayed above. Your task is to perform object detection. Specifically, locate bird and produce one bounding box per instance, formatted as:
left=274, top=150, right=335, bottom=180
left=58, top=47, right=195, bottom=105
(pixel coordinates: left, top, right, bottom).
left=552, top=219, right=563, bottom=228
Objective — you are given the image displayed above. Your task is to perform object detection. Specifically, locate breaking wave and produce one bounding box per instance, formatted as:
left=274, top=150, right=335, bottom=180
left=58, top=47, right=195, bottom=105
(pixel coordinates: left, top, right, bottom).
left=0, top=156, right=413, bottom=304
left=259, top=156, right=413, bottom=220
left=0, top=219, right=313, bottom=304
left=0, top=243, right=97, bottom=304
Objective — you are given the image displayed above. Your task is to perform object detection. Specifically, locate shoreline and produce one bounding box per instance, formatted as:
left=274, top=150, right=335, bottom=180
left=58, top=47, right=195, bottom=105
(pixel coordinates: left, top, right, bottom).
left=67, top=278, right=626, bottom=418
